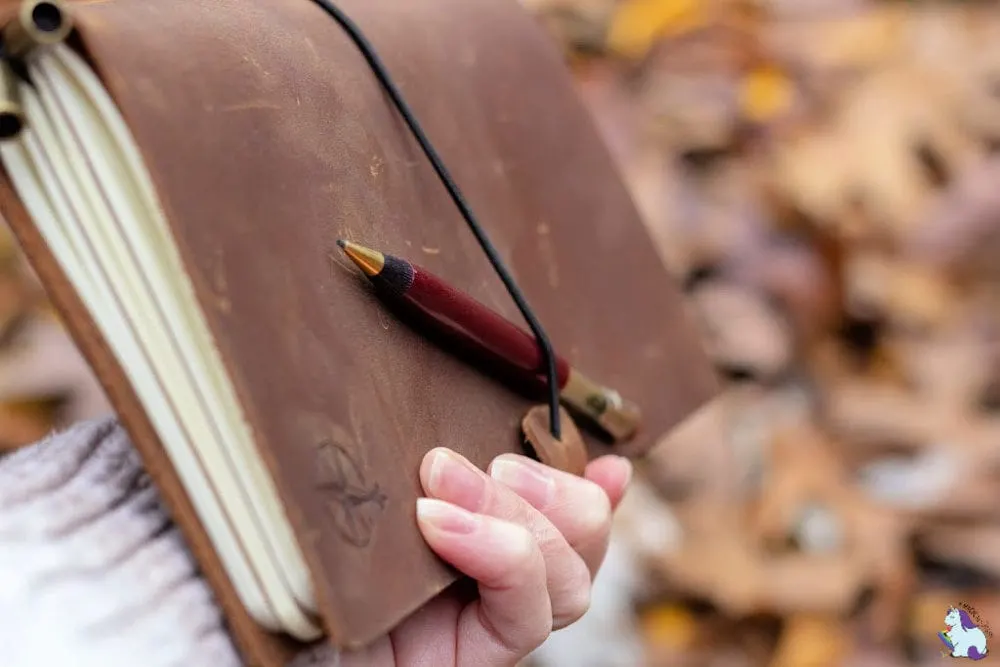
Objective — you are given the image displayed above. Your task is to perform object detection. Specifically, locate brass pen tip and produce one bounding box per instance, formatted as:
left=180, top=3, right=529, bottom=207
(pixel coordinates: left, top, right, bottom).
left=336, top=239, right=385, bottom=277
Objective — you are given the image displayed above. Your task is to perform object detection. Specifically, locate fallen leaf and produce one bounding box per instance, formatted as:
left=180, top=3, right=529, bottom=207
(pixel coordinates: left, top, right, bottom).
left=606, top=0, right=705, bottom=59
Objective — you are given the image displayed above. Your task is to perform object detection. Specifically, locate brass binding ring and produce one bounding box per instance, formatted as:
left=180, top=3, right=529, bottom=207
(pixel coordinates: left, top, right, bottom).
left=0, top=60, right=24, bottom=140
left=0, top=0, right=74, bottom=141
left=2, top=0, right=72, bottom=58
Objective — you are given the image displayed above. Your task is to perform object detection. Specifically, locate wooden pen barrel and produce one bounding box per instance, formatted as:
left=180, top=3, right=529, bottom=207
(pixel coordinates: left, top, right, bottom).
left=402, top=263, right=573, bottom=389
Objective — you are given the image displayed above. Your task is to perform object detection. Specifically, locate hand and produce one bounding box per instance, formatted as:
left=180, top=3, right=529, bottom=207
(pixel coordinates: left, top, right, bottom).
left=339, top=448, right=633, bottom=667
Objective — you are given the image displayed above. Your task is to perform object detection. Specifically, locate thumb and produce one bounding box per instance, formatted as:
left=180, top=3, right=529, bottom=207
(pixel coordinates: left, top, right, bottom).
left=416, top=498, right=551, bottom=666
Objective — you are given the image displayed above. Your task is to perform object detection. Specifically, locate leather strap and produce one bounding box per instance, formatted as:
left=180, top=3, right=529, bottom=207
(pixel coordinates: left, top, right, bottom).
left=521, top=405, right=588, bottom=476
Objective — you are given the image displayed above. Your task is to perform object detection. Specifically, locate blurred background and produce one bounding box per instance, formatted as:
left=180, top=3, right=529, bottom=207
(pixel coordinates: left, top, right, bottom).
left=3, top=0, right=1000, bottom=665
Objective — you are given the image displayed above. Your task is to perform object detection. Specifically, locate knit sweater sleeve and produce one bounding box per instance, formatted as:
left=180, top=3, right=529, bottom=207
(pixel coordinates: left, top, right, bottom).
left=0, top=417, right=242, bottom=667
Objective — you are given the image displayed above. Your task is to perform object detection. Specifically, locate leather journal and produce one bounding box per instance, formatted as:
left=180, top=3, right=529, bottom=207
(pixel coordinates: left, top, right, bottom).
left=0, top=0, right=718, bottom=664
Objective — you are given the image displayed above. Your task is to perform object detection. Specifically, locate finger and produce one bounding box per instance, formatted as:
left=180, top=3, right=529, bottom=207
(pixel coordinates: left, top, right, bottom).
left=420, top=448, right=592, bottom=629
left=416, top=498, right=551, bottom=666
left=583, top=455, right=633, bottom=509
left=488, top=454, right=628, bottom=574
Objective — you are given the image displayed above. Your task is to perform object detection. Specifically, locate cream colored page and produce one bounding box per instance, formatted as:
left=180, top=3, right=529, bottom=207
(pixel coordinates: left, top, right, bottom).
left=0, top=95, right=276, bottom=630
left=0, top=45, right=323, bottom=640
left=44, top=46, right=318, bottom=614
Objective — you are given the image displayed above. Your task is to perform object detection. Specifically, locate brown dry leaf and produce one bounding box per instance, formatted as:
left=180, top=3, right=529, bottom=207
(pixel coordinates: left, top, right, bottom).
left=646, top=421, right=874, bottom=616
left=906, top=157, right=1000, bottom=285
left=0, top=314, right=111, bottom=432
left=772, top=64, right=982, bottom=244
left=689, top=279, right=794, bottom=381
left=0, top=271, right=29, bottom=337
left=652, top=499, right=865, bottom=618
left=520, top=0, right=620, bottom=54
left=764, top=5, right=907, bottom=74
left=637, top=38, right=740, bottom=155
left=843, top=253, right=957, bottom=330
left=752, top=424, right=914, bottom=636
left=905, top=5, right=1000, bottom=143
left=917, top=523, right=1000, bottom=581
left=0, top=223, right=85, bottom=452
left=725, top=233, right=841, bottom=344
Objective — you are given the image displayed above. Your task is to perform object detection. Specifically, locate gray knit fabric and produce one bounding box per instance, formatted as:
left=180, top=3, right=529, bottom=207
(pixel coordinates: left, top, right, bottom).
left=0, top=417, right=242, bottom=667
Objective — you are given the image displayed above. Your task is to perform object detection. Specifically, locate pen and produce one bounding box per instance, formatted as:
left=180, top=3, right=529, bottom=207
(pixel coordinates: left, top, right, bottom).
left=336, top=239, right=642, bottom=441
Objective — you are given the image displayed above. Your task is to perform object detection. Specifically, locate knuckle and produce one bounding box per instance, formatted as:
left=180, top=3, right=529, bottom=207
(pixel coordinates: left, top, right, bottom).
left=524, top=616, right=554, bottom=651
left=480, top=598, right=552, bottom=656
left=551, top=555, right=593, bottom=628
left=553, top=574, right=592, bottom=629
left=481, top=519, right=541, bottom=590
left=573, top=481, right=612, bottom=538
left=516, top=537, right=551, bottom=584
left=515, top=526, right=541, bottom=563
left=501, top=523, right=539, bottom=570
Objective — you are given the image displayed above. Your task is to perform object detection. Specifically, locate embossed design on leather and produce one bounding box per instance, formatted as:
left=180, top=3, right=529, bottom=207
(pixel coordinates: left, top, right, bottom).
left=315, top=437, right=388, bottom=548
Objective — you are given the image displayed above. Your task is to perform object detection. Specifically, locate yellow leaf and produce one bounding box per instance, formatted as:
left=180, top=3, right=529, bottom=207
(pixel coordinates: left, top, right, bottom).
left=639, top=603, right=699, bottom=650
left=606, top=0, right=704, bottom=60
left=770, top=614, right=848, bottom=667
left=741, top=65, right=794, bottom=123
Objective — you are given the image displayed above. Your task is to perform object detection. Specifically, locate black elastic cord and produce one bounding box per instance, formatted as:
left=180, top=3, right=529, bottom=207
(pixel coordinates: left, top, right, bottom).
left=310, top=0, right=562, bottom=439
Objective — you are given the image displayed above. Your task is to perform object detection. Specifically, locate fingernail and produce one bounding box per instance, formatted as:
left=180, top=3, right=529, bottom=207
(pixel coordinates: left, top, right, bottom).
left=426, top=448, right=487, bottom=510
left=491, top=458, right=556, bottom=508
left=416, top=498, right=479, bottom=534
left=615, top=456, right=634, bottom=487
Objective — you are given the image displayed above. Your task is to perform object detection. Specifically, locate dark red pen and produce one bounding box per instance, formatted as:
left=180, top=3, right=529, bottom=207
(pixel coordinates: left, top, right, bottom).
left=336, top=239, right=641, bottom=441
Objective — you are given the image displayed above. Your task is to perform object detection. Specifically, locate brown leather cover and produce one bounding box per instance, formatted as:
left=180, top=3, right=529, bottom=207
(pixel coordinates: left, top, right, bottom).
left=0, top=0, right=718, bottom=663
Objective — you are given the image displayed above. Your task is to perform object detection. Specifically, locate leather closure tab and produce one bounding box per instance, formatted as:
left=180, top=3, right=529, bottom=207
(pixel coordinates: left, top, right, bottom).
left=520, top=405, right=588, bottom=476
